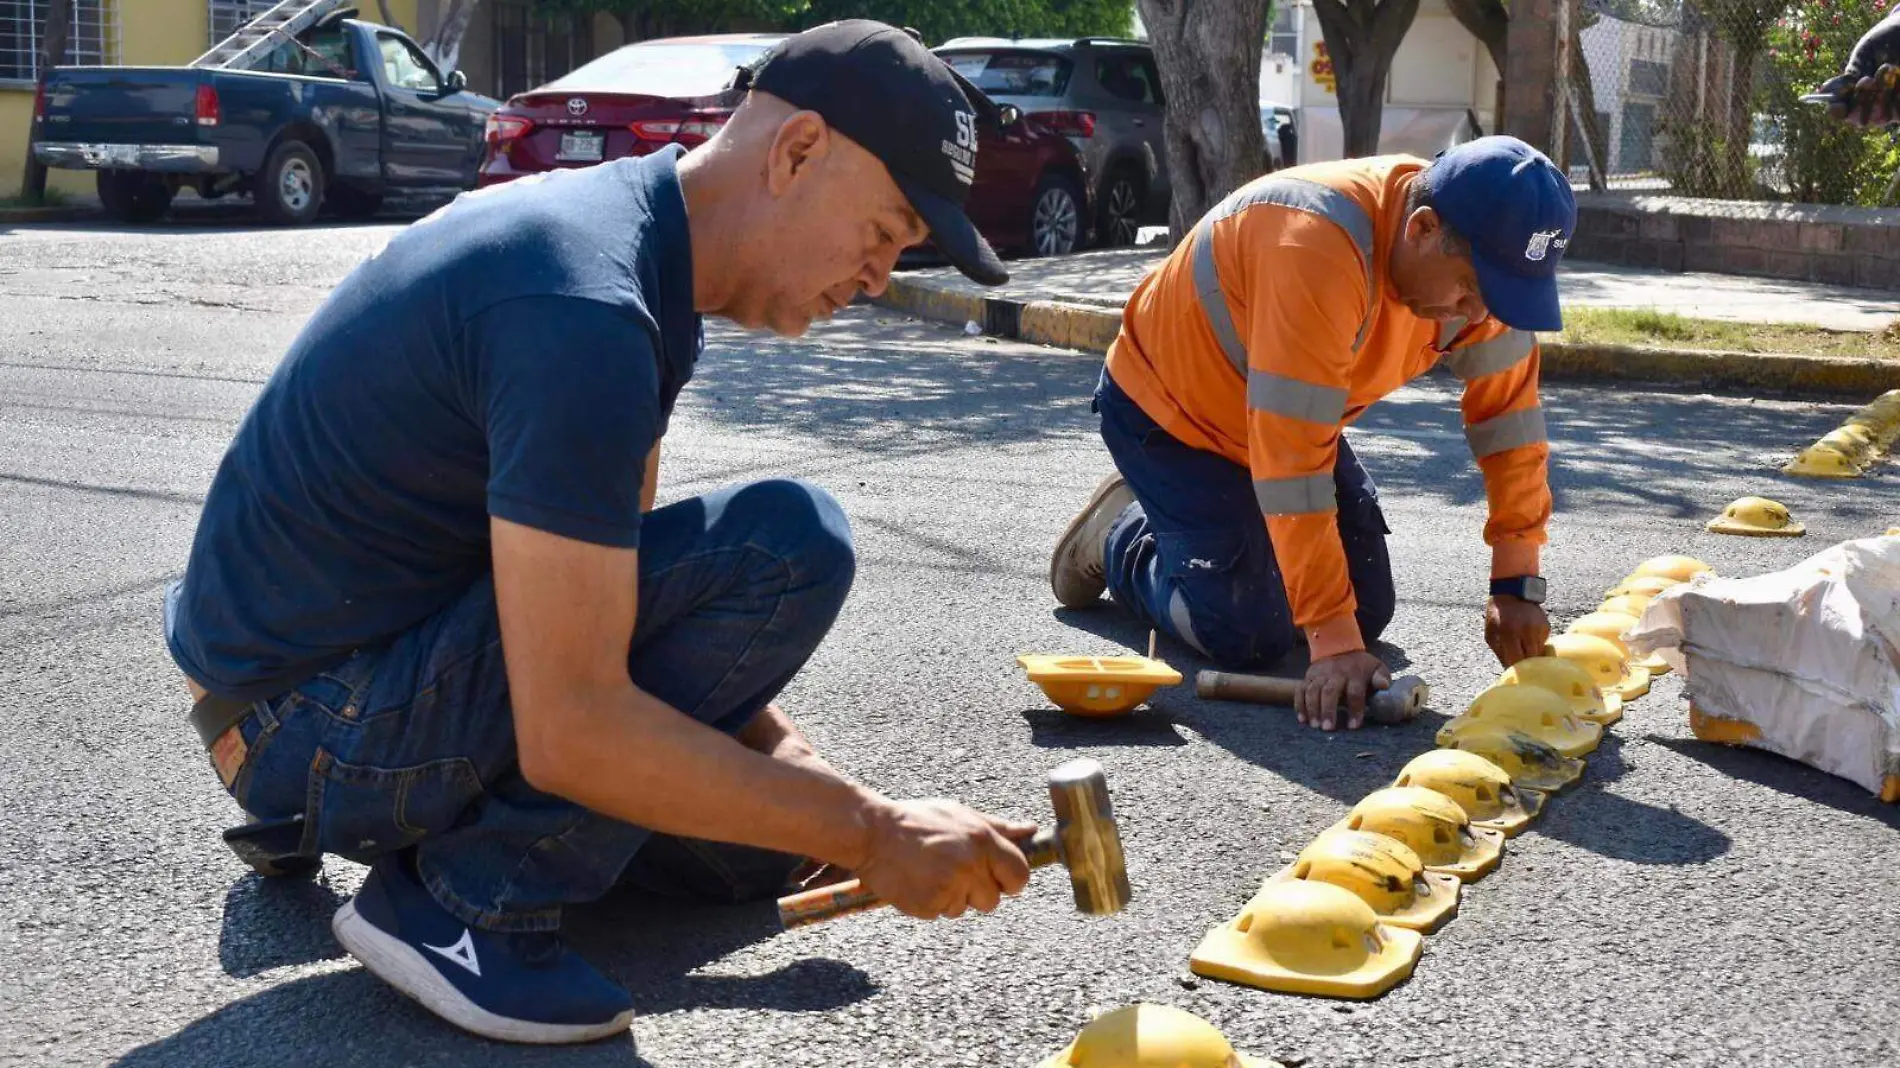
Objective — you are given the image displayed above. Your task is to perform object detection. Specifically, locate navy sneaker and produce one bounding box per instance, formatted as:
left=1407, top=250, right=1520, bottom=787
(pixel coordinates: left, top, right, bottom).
left=331, top=853, right=633, bottom=1044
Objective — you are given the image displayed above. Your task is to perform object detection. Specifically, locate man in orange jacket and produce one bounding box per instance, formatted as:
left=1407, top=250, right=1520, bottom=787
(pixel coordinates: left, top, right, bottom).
left=1049, top=137, right=1575, bottom=731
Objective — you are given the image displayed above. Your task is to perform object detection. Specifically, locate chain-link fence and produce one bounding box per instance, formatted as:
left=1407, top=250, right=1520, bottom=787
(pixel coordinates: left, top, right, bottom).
left=1566, top=0, right=1900, bottom=206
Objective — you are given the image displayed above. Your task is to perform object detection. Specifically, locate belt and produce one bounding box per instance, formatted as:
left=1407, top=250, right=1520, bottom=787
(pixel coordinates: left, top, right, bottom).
left=189, top=690, right=258, bottom=750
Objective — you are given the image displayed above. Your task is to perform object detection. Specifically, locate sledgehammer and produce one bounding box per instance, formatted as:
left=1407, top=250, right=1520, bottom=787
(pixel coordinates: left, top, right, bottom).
left=776, top=758, right=1131, bottom=928
left=1195, top=670, right=1431, bottom=725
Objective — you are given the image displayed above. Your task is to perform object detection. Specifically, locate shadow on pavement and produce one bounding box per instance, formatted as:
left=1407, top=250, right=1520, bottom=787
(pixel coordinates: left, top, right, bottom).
left=687, top=312, right=1102, bottom=452
left=1531, top=735, right=1732, bottom=865
left=109, top=967, right=652, bottom=1068
left=567, top=887, right=878, bottom=1017
left=1648, top=735, right=1900, bottom=831
left=217, top=870, right=351, bottom=979
left=1020, top=707, right=1188, bottom=748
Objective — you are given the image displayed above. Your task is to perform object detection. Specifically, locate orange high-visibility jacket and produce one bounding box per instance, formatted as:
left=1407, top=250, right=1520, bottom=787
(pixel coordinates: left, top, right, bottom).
left=1105, top=155, right=1552, bottom=661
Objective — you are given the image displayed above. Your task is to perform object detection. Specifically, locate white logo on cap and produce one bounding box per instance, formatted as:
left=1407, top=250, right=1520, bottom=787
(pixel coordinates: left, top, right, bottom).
left=1525, top=229, right=1568, bottom=262
left=941, top=110, right=977, bottom=185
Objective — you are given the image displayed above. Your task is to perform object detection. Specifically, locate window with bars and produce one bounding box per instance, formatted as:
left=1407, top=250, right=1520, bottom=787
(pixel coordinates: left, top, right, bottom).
left=0, top=0, right=115, bottom=83
left=492, top=1, right=590, bottom=99
left=208, top=0, right=278, bottom=45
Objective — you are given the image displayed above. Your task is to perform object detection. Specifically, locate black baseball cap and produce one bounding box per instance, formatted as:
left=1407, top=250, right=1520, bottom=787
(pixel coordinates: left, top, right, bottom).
left=737, top=20, right=1009, bottom=286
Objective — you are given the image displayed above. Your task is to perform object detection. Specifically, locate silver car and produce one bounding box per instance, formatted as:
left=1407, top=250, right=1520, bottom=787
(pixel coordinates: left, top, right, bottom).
left=937, top=37, right=1171, bottom=247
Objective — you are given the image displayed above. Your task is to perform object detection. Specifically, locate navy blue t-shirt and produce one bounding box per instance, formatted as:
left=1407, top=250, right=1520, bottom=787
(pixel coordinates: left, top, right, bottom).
left=166, top=148, right=701, bottom=700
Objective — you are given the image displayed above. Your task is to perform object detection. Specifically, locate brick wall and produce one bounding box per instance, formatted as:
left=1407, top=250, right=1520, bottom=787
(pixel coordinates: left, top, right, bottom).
left=1569, top=193, right=1900, bottom=292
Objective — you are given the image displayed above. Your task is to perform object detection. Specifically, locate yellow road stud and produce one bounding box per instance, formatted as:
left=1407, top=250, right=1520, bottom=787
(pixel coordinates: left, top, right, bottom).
left=1439, top=685, right=1602, bottom=758
left=1392, top=748, right=1545, bottom=838
left=1269, top=828, right=1461, bottom=933
left=1568, top=609, right=1669, bottom=677
left=1605, top=574, right=1680, bottom=600
left=1547, top=632, right=1651, bottom=701
left=1627, top=555, right=1712, bottom=584
left=1034, top=1003, right=1280, bottom=1068
left=1706, top=496, right=1805, bottom=537
left=1496, top=655, right=1622, bottom=726
left=1337, top=786, right=1504, bottom=881
left=1600, top=593, right=1654, bottom=620
left=1016, top=654, right=1183, bottom=717
left=1438, top=724, right=1585, bottom=792
left=1783, top=445, right=1861, bottom=479
left=1189, top=880, right=1422, bottom=1001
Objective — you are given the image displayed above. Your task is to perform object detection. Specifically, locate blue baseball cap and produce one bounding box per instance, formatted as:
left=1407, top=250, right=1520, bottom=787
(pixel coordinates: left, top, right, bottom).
left=1419, top=136, right=1577, bottom=332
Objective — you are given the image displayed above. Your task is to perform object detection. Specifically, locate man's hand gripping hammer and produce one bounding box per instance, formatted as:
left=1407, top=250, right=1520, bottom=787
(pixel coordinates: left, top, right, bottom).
left=775, top=758, right=1132, bottom=928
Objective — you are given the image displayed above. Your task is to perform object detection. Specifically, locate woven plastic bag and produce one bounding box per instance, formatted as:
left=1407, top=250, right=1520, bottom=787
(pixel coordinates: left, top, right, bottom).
left=1627, top=534, right=1900, bottom=801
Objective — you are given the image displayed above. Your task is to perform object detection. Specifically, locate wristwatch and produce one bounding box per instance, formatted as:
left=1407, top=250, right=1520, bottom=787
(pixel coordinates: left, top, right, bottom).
left=1489, top=575, right=1547, bottom=604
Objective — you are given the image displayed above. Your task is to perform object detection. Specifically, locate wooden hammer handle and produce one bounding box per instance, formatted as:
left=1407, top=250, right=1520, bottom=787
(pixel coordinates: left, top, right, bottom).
left=777, top=830, right=1059, bottom=929
left=1196, top=670, right=1301, bottom=705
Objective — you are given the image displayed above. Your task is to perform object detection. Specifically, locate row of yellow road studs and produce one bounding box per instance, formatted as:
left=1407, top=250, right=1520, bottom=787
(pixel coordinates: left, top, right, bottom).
left=1179, top=555, right=1712, bottom=1006
left=1783, top=390, right=1900, bottom=479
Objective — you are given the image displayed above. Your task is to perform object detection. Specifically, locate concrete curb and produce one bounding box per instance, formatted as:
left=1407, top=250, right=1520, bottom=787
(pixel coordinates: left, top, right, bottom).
left=879, top=276, right=1900, bottom=399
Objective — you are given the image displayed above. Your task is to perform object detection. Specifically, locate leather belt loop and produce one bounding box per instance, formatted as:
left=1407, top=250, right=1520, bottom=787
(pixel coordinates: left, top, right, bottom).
left=189, top=692, right=258, bottom=750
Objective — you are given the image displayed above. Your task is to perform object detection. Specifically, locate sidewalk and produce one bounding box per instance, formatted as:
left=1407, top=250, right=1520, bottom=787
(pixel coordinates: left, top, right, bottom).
left=880, top=247, right=1900, bottom=397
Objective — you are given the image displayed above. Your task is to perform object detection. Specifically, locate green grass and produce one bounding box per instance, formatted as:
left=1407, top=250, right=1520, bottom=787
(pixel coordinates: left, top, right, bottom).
left=0, top=188, right=72, bottom=209
left=1555, top=306, right=1900, bottom=360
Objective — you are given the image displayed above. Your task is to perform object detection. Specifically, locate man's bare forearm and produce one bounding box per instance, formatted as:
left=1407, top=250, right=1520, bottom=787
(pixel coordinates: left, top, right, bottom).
left=526, top=683, right=880, bottom=869
left=737, top=701, right=848, bottom=783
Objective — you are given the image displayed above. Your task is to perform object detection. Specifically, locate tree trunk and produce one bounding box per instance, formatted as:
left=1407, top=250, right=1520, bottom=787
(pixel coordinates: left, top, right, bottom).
left=1442, top=0, right=1506, bottom=73
left=420, top=0, right=480, bottom=74
left=617, top=7, right=638, bottom=45
left=19, top=0, right=72, bottom=204
left=1722, top=41, right=1758, bottom=198
left=1137, top=0, right=1271, bottom=245
left=375, top=0, right=403, bottom=31
left=1312, top=0, right=1423, bottom=159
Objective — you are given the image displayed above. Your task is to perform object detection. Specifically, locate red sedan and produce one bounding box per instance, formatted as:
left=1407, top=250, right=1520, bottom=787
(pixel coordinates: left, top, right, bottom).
left=477, top=34, right=1090, bottom=257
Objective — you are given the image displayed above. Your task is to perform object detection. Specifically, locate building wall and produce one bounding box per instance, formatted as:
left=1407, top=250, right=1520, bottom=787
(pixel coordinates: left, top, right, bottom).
left=2, top=0, right=420, bottom=197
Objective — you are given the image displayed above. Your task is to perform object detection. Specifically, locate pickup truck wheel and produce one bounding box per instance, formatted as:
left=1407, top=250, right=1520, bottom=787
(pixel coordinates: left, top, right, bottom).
left=257, top=140, right=324, bottom=226
left=324, top=184, right=384, bottom=221
left=96, top=171, right=174, bottom=224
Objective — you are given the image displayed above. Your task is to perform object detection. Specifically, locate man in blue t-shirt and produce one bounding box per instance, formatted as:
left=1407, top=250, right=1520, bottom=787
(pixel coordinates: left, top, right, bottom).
left=168, top=21, right=1028, bottom=1044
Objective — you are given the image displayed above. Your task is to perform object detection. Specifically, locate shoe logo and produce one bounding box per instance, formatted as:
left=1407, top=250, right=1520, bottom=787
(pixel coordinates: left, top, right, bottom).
left=422, top=928, right=482, bottom=978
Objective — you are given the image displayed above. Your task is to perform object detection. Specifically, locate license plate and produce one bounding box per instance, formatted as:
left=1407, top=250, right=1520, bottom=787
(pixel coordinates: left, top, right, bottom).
left=557, top=131, right=603, bottom=162
left=105, top=144, right=138, bottom=166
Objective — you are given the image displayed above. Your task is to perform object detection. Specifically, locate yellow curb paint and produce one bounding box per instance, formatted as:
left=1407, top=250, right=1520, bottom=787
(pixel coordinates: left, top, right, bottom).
left=1783, top=389, right=1900, bottom=479
left=1018, top=300, right=1124, bottom=352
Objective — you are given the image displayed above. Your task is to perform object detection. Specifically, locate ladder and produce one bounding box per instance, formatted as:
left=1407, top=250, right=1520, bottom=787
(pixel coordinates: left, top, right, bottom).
left=191, top=0, right=350, bottom=71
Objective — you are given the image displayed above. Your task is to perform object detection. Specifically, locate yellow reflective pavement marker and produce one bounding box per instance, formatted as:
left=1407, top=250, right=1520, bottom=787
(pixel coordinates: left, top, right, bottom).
left=1336, top=786, right=1504, bottom=882
left=1439, top=685, right=1603, bottom=758
left=1547, top=632, right=1652, bottom=701
left=1706, top=496, right=1805, bottom=537
left=1627, top=555, right=1712, bottom=585
left=1438, top=724, right=1587, bottom=793
left=1016, top=654, right=1182, bottom=717
left=1568, top=609, right=1669, bottom=677
left=1189, top=880, right=1422, bottom=1000
left=1605, top=574, right=1681, bottom=600
left=1392, top=748, right=1545, bottom=837
left=1034, top=1004, right=1281, bottom=1068
left=1496, top=655, right=1622, bottom=726
left=1268, top=828, right=1461, bottom=933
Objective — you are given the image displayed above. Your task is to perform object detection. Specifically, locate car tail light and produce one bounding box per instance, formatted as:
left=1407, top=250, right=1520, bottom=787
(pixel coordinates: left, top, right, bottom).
left=630, top=113, right=729, bottom=147
left=31, top=78, right=46, bottom=122
left=195, top=83, right=220, bottom=127
left=484, top=114, right=533, bottom=148
left=1030, top=110, right=1096, bottom=138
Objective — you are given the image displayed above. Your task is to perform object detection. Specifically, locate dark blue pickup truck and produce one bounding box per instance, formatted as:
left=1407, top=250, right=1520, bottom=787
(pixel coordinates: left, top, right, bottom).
left=31, top=11, right=497, bottom=224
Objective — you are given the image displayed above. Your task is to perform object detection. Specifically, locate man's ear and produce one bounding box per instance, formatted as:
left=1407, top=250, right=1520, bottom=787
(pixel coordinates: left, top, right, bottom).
left=765, top=111, right=830, bottom=197
left=1403, top=205, right=1440, bottom=244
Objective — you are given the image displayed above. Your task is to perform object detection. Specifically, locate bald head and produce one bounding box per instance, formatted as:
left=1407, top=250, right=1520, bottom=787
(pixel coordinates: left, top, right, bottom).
left=678, top=91, right=929, bottom=337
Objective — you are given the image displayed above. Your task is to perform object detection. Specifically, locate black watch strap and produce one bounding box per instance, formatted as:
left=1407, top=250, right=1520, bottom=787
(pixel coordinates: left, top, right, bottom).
left=1490, top=575, right=1547, bottom=604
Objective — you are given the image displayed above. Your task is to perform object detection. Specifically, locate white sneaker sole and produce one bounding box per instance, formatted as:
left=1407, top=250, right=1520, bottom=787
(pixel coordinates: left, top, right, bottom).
left=332, top=900, right=633, bottom=1045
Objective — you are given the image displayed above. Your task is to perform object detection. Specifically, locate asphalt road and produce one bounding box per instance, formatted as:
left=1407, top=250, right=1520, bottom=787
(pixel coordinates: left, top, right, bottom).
left=4, top=214, right=1900, bottom=1068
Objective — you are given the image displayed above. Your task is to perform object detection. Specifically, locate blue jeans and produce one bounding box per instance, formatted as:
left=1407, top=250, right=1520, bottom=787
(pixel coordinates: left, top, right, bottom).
left=218, top=479, right=855, bottom=933
left=1095, top=371, right=1395, bottom=669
